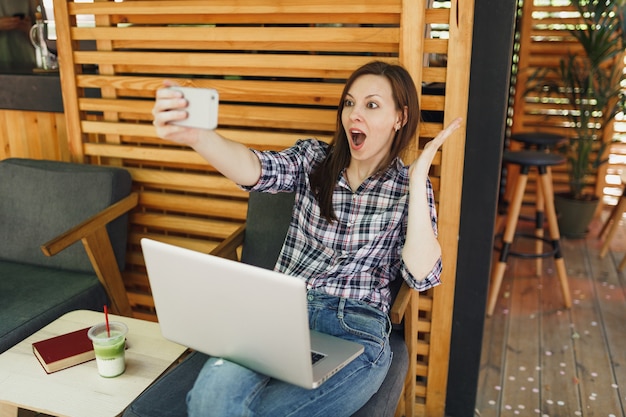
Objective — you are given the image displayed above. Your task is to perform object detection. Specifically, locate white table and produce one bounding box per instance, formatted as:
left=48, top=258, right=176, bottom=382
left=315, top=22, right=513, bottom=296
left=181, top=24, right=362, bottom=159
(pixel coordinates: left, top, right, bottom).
left=0, top=310, right=187, bottom=417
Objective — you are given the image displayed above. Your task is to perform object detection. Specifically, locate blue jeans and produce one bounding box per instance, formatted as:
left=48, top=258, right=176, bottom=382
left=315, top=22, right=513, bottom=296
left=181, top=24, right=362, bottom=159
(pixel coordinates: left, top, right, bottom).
left=186, top=291, right=392, bottom=417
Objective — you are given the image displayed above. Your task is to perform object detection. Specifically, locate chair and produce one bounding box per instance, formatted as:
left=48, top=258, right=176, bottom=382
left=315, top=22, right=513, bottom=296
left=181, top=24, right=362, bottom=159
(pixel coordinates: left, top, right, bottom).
left=598, top=171, right=626, bottom=270
left=0, top=158, right=137, bottom=353
left=124, top=191, right=419, bottom=417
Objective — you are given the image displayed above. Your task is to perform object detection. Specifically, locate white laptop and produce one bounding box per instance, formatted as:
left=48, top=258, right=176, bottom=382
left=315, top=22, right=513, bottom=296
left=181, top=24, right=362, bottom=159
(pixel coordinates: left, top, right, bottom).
left=140, top=238, right=364, bottom=389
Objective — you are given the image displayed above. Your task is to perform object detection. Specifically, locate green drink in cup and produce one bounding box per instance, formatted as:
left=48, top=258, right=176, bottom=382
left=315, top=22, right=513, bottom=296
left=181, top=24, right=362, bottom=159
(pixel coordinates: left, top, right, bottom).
left=88, top=321, right=128, bottom=377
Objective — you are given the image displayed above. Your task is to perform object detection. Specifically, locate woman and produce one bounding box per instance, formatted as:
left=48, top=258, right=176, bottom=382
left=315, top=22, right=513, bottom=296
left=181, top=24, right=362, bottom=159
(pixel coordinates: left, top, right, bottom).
left=152, top=61, right=462, bottom=417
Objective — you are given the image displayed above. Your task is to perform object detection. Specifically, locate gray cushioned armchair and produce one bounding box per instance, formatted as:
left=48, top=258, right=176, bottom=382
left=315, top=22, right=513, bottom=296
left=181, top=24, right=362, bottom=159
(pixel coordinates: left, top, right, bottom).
left=124, top=191, right=418, bottom=417
left=0, top=158, right=137, bottom=354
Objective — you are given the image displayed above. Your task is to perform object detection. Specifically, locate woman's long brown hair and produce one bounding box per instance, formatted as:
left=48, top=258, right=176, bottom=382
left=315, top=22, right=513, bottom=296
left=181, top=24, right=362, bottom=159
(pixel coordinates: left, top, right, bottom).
left=309, top=61, right=420, bottom=222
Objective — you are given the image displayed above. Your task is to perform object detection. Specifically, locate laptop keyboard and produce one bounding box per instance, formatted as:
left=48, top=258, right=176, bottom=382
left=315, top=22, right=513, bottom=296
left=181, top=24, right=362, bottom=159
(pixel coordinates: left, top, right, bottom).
left=311, top=351, right=326, bottom=364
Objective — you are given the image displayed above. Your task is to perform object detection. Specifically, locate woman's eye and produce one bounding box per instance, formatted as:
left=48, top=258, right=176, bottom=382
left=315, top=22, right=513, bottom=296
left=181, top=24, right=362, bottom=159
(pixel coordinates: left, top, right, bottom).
left=367, top=102, right=379, bottom=109
left=344, top=99, right=354, bottom=107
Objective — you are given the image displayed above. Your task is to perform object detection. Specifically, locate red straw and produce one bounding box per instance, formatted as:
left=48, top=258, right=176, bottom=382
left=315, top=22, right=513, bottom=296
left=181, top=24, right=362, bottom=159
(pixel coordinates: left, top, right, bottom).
left=104, top=305, right=111, bottom=337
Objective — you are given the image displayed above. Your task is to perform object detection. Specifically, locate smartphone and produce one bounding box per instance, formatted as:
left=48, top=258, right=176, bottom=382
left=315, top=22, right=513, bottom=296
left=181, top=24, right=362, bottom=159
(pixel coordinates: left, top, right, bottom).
left=169, top=87, right=219, bottom=130
left=13, top=13, right=25, bottom=19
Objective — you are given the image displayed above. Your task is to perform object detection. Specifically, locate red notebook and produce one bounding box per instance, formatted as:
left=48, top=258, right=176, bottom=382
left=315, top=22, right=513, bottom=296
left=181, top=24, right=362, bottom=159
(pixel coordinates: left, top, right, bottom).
left=32, top=327, right=95, bottom=373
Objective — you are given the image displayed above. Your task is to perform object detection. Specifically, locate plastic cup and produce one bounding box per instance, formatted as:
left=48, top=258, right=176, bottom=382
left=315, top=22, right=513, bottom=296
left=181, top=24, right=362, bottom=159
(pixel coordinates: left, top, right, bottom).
left=88, top=321, right=128, bottom=377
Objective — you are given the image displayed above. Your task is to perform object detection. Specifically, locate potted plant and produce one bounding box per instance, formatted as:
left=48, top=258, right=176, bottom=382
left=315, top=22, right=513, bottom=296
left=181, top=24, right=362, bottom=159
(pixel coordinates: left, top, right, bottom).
left=525, top=0, right=626, bottom=237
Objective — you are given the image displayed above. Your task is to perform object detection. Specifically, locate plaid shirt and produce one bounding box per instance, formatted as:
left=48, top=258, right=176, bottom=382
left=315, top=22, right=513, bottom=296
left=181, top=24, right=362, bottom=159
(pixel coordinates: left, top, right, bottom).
left=243, top=139, right=441, bottom=313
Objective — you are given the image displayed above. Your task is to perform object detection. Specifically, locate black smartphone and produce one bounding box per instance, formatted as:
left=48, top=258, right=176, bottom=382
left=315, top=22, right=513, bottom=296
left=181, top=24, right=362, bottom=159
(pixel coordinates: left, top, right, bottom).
left=13, top=13, right=25, bottom=19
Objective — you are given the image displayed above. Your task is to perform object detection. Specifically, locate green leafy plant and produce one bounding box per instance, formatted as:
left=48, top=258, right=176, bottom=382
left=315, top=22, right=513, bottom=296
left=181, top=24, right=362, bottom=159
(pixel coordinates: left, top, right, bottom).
left=526, top=0, right=626, bottom=201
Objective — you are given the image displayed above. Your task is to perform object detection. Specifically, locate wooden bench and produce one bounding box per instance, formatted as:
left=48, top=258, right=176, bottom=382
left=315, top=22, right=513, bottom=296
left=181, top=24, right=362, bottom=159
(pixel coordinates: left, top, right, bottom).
left=52, top=0, right=474, bottom=415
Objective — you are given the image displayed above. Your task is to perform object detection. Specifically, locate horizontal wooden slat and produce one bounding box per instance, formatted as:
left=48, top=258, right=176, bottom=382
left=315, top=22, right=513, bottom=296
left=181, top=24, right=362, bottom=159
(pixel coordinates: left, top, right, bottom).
left=126, top=291, right=154, bottom=307
left=532, top=5, right=577, bottom=12
left=123, top=270, right=151, bottom=288
left=72, top=26, right=400, bottom=53
left=416, top=340, right=431, bottom=357
left=126, top=167, right=247, bottom=197
left=421, top=94, right=446, bottom=111
left=425, top=7, right=450, bottom=24
left=416, top=295, right=434, bottom=312
left=215, top=129, right=331, bottom=149
left=128, top=232, right=223, bottom=256
left=71, top=30, right=445, bottom=57
left=420, top=122, right=446, bottom=138
left=69, top=0, right=402, bottom=19
left=131, top=212, right=241, bottom=239
left=527, top=55, right=578, bottom=68
left=81, top=120, right=154, bottom=137
left=415, top=363, right=429, bottom=376
left=220, top=106, right=336, bottom=131
left=426, top=38, right=449, bottom=55
left=76, top=75, right=344, bottom=106
left=78, top=100, right=337, bottom=131
left=79, top=97, right=152, bottom=113
left=139, top=191, right=248, bottom=220
left=423, top=67, right=447, bottom=83
left=80, top=122, right=331, bottom=148
left=73, top=52, right=392, bottom=79
left=417, top=320, right=432, bottom=334
left=77, top=76, right=447, bottom=111
left=109, top=13, right=400, bottom=26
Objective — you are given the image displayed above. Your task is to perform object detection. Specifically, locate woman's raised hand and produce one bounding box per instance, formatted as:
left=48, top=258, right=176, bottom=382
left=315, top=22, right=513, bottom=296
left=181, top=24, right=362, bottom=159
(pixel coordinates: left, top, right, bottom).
left=409, top=117, right=463, bottom=179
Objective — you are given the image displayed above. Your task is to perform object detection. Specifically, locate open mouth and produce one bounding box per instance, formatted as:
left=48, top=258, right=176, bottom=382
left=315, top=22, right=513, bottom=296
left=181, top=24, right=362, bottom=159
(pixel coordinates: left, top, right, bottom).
left=350, top=129, right=366, bottom=149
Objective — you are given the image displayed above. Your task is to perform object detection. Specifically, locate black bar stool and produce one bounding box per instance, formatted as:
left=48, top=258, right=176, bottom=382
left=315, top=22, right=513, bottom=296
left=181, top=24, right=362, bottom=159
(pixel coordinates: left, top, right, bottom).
left=500, top=132, right=566, bottom=275
left=488, top=150, right=572, bottom=317
left=510, top=131, right=565, bottom=150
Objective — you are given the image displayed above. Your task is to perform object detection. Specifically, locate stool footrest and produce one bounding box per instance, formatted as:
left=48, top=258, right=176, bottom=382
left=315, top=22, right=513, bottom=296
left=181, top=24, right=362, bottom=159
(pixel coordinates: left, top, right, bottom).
left=494, top=233, right=558, bottom=259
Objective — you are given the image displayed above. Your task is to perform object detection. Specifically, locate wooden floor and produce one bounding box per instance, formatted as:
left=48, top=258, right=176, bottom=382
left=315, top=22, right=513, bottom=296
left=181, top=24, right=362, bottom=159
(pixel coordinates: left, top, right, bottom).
left=476, top=211, right=626, bottom=417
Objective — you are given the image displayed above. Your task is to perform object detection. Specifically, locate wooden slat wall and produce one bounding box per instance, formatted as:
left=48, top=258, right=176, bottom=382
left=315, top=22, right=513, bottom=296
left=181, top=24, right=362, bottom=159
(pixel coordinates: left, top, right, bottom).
left=0, top=110, right=69, bottom=161
left=51, top=0, right=474, bottom=415
left=510, top=0, right=626, bottom=203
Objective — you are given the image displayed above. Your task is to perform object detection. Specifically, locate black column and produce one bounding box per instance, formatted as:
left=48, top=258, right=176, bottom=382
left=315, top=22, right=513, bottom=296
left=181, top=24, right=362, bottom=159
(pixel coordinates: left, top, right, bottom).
left=445, top=0, right=517, bottom=415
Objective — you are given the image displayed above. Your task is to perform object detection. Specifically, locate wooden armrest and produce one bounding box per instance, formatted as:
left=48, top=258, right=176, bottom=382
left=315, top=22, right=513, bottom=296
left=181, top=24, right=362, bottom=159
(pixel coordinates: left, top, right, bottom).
left=390, top=281, right=420, bottom=417
left=390, top=282, right=414, bottom=324
left=41, top=193, right=139, bottom=256
left=40, top=192, right=139, bottom=317
left=210, top=223, right=246, bottom=261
